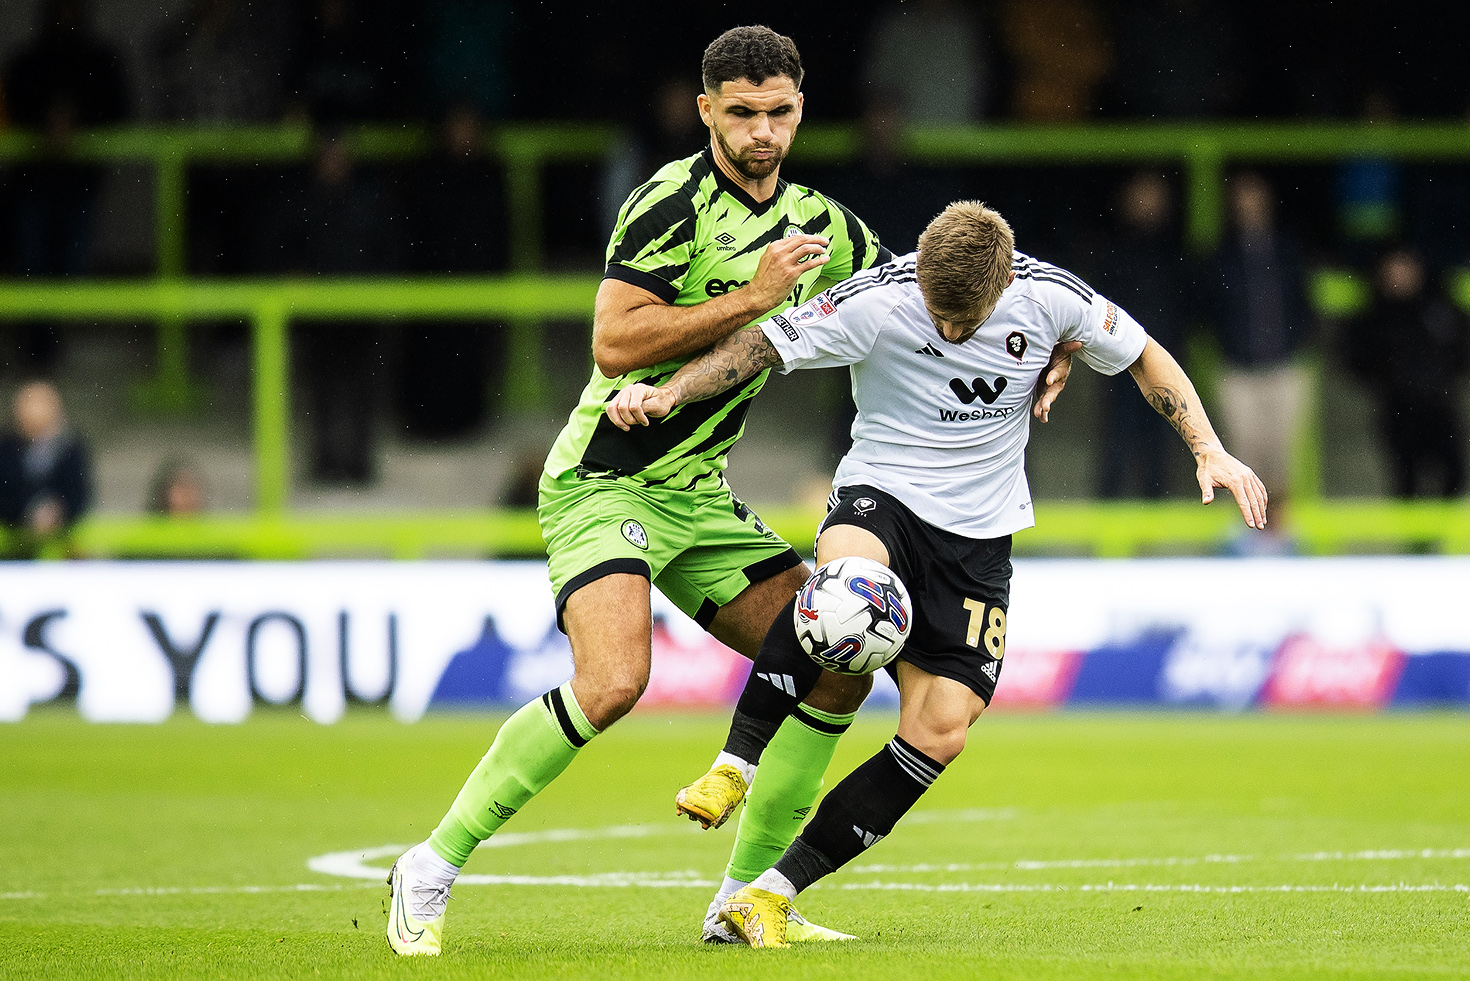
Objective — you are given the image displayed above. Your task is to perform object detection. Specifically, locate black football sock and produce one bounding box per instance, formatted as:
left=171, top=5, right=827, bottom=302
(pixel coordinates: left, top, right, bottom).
left=722, top=597, right=826, bottom=764
left=773, top=735, right=945, bottom=892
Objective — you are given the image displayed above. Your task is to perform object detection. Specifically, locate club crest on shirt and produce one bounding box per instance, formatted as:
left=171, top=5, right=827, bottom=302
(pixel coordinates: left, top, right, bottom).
left=621, top=519, right=649, bottom=550
left=854, top=497, right=877, bottom=515
left=1005, top=331, right=1028, bottom=362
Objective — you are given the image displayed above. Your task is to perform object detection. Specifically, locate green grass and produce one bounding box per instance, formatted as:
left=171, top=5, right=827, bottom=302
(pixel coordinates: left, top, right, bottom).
left=1, top=709, right=1466, bottom=979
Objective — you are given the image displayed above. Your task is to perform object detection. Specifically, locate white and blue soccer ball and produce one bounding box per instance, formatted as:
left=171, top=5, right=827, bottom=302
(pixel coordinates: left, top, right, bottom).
left=793, top=556, right=912, bottom=675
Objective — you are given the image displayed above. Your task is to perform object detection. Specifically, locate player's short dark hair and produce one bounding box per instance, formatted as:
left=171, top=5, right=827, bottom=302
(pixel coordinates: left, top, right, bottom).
left=702, top=26, right=803, bottom=92
left=917, top=201, right=1015, bottom=315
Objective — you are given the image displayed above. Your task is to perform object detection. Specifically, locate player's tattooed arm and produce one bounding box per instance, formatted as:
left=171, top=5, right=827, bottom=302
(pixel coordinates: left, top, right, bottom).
left=666, top=325, right=783, bottom=405
left=1127, top=337, right=1270, bottom=530
left=604, top=325, right=784, bottom=431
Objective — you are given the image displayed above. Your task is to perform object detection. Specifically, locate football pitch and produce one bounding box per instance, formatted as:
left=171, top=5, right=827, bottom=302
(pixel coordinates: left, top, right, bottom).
left=1, top=709, right=1465, bottom=980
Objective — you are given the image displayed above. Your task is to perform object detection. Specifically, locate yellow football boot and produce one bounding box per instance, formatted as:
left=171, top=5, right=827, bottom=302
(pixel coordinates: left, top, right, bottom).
left=704, top=892, right=857, bottom=943
left=786, top=906, right=857, bottom=942
left=675, top=763, right=748, bottom=830
left=385, top=844, right=449, bottom=956
left=718, top=885, right=792, bottom=948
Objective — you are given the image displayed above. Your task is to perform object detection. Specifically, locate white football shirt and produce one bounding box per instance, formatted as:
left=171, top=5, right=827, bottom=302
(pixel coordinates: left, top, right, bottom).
left=761, top=252, right=1149, bottom=538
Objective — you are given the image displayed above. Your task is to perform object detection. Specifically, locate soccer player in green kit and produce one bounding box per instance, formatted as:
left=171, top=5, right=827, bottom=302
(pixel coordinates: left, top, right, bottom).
left=387, top=26, right=892, bottom=954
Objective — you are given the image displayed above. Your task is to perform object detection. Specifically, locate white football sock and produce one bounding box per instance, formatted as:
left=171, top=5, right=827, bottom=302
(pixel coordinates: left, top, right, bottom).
left=750, top=867, right=798, bottom=902
left=411, top=840, right=462, bottom=889
left=715, top=875, right=749, bottom=904
left=713, top=751, right=756, bottom=787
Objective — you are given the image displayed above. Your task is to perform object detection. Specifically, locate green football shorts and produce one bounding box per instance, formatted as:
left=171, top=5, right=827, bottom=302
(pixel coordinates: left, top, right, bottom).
left=538, top=469, right=803, bottom=631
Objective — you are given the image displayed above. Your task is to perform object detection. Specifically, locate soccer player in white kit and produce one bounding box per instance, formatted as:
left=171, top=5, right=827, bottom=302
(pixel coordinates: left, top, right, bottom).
left=606, top=201, right=1268, bottom=946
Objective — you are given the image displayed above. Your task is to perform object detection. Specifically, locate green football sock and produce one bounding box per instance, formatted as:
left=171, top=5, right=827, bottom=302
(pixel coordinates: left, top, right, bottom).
left=427, top=681, right=598, bottom=867
left=724, top=705, right=857, bottom=883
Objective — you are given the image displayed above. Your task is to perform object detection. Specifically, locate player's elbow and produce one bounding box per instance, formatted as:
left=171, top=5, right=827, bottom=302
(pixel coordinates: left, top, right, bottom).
left=592, top=330, right=638, bottom=379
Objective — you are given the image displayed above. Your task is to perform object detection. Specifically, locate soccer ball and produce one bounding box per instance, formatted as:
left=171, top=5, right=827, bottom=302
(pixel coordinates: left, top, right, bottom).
left=793, top=556, right=912, bottom=675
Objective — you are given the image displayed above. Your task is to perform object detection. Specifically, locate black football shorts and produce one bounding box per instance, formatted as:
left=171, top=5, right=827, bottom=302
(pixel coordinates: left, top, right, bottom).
left=819, top=483, right=1012, bottom=703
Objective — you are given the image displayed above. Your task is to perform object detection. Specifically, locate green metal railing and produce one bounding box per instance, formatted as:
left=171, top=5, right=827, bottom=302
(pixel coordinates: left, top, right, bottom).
left=9, top=497, right=1470, bottom=561
left=4, top=119, right=1469, bottom=406
left=0, top=276, right=599, bottom=513
left=4, top=121, right=1470, bottom=557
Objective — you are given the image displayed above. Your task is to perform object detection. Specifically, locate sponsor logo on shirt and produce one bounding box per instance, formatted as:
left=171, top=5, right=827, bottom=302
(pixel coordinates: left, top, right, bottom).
left=1005, top=331, right=1028, bottom=362
left=705, top=278, right=749, bottom=297
left=949, top=376, right=1008, bottom=405
left=1102, top=300, right=1118, bottom=335
left=939, top=405, right=1020, bottom=422
left=771, top=313, right=800, bottom=341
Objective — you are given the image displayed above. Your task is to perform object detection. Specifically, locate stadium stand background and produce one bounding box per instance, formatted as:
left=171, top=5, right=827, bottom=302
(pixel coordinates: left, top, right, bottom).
left=2, top=0, right=1469, bottom=557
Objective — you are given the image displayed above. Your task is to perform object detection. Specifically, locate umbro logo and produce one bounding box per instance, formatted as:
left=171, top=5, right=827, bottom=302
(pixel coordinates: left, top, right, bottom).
left=914, top=343, right=945, bottom=357
left=490, top=801, right=518, bottom=820
left=853, top=825, right=886, bottom=848
left=794, top=806, right=811, bottom=818
left=758, top=672, right=798, bottom=696
left=715, top=231, right=737, bottom=251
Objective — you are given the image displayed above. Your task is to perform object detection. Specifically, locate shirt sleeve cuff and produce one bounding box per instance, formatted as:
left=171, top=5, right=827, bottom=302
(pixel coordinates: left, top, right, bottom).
left=604, top=264, right=680, bottom=303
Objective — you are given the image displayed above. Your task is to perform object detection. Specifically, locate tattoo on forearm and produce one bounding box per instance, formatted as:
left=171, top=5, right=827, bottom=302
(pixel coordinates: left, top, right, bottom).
left=668, top=326, right=782, bottom=405
left=1146, top=385, right=1208, bottom=459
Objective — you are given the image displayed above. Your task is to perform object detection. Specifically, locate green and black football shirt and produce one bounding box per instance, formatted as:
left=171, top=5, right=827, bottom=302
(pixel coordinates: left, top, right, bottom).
left=543, top=147, right=889, bottom=491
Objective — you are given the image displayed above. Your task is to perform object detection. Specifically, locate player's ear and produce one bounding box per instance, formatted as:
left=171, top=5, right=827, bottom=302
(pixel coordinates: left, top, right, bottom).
left=697, top=92, right=713, bottom=127
left=1007, top=270, right=1016, bottom=287
left=795, top=92, right=804, bottom=123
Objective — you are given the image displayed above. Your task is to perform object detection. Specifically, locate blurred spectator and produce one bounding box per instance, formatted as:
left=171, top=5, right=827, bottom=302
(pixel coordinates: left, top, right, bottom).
left=864, top=0, right=989, bottom=123
left=0, top=381, right=92, bottom=554
left=1093, top=171, right=1190, bottom=497
left=814, top=94, right=965, bottom=254
left=286, top=0, right=382, bottom=125
left=422, top=0, right=513, bottom=118
left=150, top=0, right=290, bottom=275
left=400, top=104, right=507, bottom=440
left=599, top=76, right=706, bottom=238
left=1205, top=172, right=1312, bottom=501
left=151, top=0, right=287, bottom=123
left=3, top=0, right=130, bottom=369
left=148, top=457, right=208, bottom=516
left=258, top=129, right=398, bottom=483
left=500, top=448, right=546, bottom=509
left=997, top=0, right=1112, bottom=121
left=1111, top=0, right=1246, bottom=119
left=1347, top=247, right=1469, bottom=498
left=1334, top=90, right=1403, bottom=267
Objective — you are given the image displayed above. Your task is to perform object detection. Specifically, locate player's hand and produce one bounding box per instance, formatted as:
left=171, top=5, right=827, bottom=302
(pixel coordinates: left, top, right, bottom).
left=1032, top=341, right=1082, bottom=422
left=743, top=234, right=831, bottom=310
left=606, top=382, right=677, bottom=430
left=1196, top=446, right=1269, bottom=529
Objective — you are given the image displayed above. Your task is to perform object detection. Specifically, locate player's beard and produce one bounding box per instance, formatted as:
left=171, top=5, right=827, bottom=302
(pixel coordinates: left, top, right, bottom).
left=713, top=127, right=787, bottom=181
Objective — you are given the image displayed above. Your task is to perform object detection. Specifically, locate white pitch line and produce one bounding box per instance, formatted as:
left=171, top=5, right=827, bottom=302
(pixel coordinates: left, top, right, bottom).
left=834, top=881, right=1470, bottom=894
left=853, top=847, right=1470, bottom=874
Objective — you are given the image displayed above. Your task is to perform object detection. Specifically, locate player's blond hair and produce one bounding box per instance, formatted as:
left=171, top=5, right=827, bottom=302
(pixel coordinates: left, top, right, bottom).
left=916, top=202, right=1015, bottom=315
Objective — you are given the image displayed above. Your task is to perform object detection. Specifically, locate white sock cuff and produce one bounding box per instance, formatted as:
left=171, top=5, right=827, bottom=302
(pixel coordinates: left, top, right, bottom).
left=751, top=868, right=798, bottom=902
left=716, top=876, right=749, bottom=904
left=415, top=840, right=463, bottom=880
left=713, top=751, right=756, bottom=788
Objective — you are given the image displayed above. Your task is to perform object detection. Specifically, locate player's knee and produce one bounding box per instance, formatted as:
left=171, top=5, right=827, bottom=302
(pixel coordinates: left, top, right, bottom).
left=805, top=669, right=872, bottom=714
left=574, top=669, right=648, bottom=730
left=901, top=717, right=969, bottom=766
